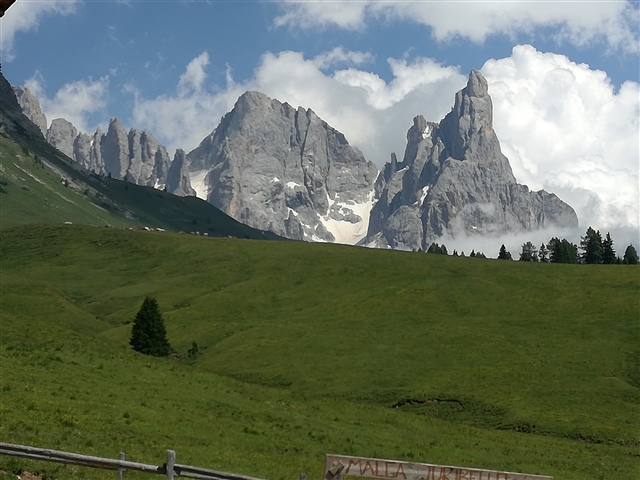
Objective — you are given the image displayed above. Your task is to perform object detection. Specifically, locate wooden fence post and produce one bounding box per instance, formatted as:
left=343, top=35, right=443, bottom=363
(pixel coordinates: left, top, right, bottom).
left=166, top=450, right=176, bottom=480
left=118, top=452, right=126, bottom=480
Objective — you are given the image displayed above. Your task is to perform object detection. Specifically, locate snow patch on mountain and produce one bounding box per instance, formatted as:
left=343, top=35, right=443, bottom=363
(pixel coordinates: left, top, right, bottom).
left=190, top=169, right=209, bottom=199
left=318, top=188, right=376, bottom=244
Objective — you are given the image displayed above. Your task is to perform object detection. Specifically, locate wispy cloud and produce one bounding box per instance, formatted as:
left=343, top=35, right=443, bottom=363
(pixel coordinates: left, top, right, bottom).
left=25, top=72, right=110, bottom=134
left=0, top=0, right=80, bottom=62
left=274, top=0, right=640, bottom=54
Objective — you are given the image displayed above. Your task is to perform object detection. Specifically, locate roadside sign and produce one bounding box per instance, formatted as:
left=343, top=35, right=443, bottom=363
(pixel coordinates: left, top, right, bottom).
left=324, top=455, right=553, bottom=480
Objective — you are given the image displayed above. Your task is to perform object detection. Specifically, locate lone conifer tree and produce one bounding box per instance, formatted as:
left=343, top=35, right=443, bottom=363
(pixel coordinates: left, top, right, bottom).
left=519, top=241, right=538, bottom=262
left=623, top=245, right=639, bottom=265
left=129, top=297, right=172, bottom=357
left=548, top=237, right=579, bottom=264
left=602, top=232, right=616, bottom=264
left=580, top=227, right=603, bottom=264
left=498, top=244, right=512, bottom=260
left=539, top=243, right=549, bottom=263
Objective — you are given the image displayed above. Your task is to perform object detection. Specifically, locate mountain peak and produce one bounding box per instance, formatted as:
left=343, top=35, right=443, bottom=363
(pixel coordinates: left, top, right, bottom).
left=186, top=91, right=378, bottom=243
left=464, top=69, right=489, bottom=98
left=364, top=68, right=578, bottom=250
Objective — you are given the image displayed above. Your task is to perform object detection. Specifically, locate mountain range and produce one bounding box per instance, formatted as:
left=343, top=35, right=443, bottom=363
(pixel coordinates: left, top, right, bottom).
left=12, top=70, right=578, bottom=248
left=1, top=69, right=282, bottom=240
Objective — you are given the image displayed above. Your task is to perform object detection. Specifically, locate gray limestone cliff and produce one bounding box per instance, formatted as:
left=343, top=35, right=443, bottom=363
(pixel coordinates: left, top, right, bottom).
left=46, top=118, right=77, bottom=159
left=73, top=129, right=105, bottom=175
left=101, top=118, right=130, bottom=179
left=364, top=69, right=578, bottom=251
left=101, top=119, right=171, bottom=187
left=187, top=91, right=379, bottom=243
left=166, top=149, right=196, bottom=197
left=13, top=86, right=48, bottom=135
left=0, top=72, right=45, bottom=142
left=13, top=85, right=191, bottom=195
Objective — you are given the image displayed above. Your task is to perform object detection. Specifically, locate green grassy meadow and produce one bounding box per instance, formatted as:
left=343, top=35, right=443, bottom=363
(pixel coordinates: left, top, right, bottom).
left=0, top=224, right=639, bottom=480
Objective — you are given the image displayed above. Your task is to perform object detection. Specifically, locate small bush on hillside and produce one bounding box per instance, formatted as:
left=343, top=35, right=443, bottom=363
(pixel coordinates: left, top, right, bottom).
left=129, top=297, right=172, bottom=357
left=188, top=341, right=199, bottom=359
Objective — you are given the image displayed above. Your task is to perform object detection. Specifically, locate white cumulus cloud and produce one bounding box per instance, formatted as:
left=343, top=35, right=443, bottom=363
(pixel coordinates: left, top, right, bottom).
left=125, top=48, right=464, bottom=166
left=482, top=44, right=639, bottom=230
left=0, top=0, right=80, bottom=62
left=24, top=72, right=110, bottom=134
left=275, top=0, right=639, bottom=53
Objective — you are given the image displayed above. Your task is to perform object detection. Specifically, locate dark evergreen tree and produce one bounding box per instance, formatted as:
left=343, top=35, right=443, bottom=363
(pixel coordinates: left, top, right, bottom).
left=602, top=232, right=616, bottom=264
left=452, top=250, right=458, bottom=256
left=129, top=297, right=172, bottom=357
left=548, top=237, right=579, bottom=264
left=476, top=252, right=487, bottom=259
left=470, top=250, right=476, bottom=257
left=580, top=227, right=603, bottom=264
left=498, top=244, right=512, bottom=260
left=519, top=241, right=538, bottom=262
left=623, top=245, right=639, bottom=265
left=427, top=243, right=448, bottom=254
left=539, top=243, right=549, bottom=263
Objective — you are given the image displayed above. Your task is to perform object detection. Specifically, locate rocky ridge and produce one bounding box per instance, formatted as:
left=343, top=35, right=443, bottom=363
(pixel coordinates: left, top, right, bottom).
left=13, top=86, right=48, bottom=135
left=14, top=90, right=194, bottom=196
left=364, top=70, right=578, bottom=250
left=186, top=91, right=379, bottom=243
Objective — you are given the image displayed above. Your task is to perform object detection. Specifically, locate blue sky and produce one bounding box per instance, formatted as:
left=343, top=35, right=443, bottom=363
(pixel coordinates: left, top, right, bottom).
left=1, top=0, right=639, bottom=239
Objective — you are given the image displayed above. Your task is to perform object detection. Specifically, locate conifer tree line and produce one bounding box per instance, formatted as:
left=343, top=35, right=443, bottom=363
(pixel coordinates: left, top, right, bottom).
left=513, top=227, right=638, bottom=264
left=423, top=242, right=487, bottom=258
left=421, top=227, right=638, bottom=264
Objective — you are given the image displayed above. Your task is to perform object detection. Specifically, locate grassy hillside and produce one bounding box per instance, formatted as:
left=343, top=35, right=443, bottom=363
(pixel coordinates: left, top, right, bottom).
left=0, top=224, right=638, bottom=480
left=0, top=133, right=281, bottom=240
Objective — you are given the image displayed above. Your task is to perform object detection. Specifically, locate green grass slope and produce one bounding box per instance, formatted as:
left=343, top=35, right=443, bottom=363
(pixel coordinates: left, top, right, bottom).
left=0, top=224, right=638, bottom=479
left=0, top=132, right=281, bottom=240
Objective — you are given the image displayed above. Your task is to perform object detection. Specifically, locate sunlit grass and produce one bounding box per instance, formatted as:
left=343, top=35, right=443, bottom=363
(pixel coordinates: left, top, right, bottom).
left=0, top=224, right=638, bottom=480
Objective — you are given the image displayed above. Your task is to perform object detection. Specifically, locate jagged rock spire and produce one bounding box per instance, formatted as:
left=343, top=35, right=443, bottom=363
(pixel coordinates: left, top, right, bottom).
left=166, top=149, right=196, bottom=197
left=13, top=86, right=48, bottom=135
left=364, top=69, right=578, bottom=251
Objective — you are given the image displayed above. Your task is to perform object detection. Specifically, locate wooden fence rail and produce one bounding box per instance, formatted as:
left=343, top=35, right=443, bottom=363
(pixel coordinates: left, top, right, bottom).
left=0, top=443, right=266, bottom=480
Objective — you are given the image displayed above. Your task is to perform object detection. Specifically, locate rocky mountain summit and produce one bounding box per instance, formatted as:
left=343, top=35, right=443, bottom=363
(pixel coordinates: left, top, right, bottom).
left=186, top=91, right=379, bottom=243
left=13, top=86, right=48, bottom=135
left=364, top=70, right=578, bottom=250
left=13, top=87, right=193, bottom=197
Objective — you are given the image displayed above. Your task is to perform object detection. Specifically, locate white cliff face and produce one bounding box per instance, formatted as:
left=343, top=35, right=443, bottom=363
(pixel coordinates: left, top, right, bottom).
left=13, top=86, right=193, bottom=196
left=13, top=86, right=48, bottom=135
left=364, top=70, right=578, bottom=251
left=166, top=149, right=196, bottom=197
left=186, top=91, right=379, bottom=243
left=46, top=118, right=77, bottom=159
